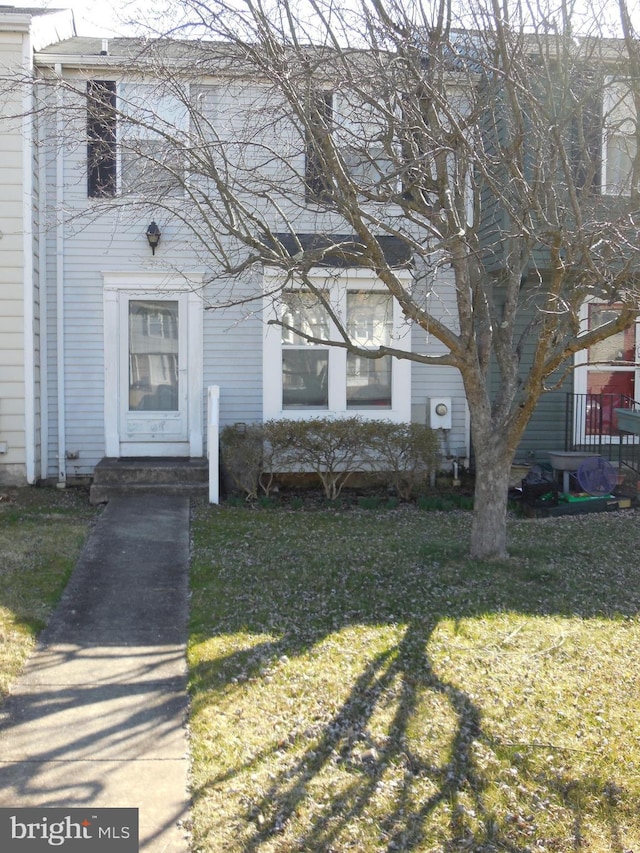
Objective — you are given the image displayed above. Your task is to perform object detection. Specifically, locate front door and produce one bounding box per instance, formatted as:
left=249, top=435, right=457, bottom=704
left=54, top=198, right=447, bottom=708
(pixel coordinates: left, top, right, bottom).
left=103, top=274, right=203, bottom=458
left=120, top=297, right=188, bottom=453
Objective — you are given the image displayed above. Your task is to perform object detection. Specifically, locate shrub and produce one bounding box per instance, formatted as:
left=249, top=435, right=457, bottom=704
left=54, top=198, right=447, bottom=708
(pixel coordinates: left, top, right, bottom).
left=220, top=423, right=274, bottom=499
left=264, top=417, right=371, bottom=500
left=367, top=422, right=440, bottom=500
left=357, top=495, right=383, bottom=510
left=222, top=418, right=441, bottom=503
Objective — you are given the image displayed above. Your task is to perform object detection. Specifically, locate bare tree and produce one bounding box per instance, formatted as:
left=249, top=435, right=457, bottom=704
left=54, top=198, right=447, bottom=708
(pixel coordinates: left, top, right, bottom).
left=32, top=0, right=640, bottom=557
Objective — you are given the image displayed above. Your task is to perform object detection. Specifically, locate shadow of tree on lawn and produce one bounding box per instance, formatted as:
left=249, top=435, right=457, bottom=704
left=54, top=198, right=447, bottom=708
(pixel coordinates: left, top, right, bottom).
left=189, top=510, right=640, bottom=852
left=245, top=622, right=489, bottom=852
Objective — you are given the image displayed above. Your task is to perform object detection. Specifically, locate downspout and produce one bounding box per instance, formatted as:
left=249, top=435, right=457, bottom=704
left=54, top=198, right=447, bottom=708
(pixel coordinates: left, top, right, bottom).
left=55, top=61, right=66, bottom=486
left=22, top=30, right=36, bottom=483
left=37, top=74, right=49, bottom=482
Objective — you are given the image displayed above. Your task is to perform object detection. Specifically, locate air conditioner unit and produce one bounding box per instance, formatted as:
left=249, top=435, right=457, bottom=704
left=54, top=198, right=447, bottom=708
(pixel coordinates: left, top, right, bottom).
left=429, top=397, right=452, bottom=430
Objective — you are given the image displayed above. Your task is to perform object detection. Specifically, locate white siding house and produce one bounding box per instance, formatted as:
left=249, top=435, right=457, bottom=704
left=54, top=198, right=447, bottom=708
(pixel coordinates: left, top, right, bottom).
left=4, top=16, right=639, bottom=488
left=0, top=6, right=74, bottom=486
left=8, top=32, right=468, bottom=485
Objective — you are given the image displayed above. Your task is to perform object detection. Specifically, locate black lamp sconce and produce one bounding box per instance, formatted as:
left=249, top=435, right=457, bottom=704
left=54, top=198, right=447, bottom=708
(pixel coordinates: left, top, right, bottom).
left=145, top=221, right=161, bottom=255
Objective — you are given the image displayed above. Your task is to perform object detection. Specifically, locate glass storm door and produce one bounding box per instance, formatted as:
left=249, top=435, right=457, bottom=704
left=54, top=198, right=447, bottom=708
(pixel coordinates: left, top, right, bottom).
left=119, top=297, right=189, bottom=453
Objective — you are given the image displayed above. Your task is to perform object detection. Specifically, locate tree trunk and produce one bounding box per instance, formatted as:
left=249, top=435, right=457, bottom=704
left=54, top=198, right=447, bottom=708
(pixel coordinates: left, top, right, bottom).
left=470, top=440, right=516, bottom=560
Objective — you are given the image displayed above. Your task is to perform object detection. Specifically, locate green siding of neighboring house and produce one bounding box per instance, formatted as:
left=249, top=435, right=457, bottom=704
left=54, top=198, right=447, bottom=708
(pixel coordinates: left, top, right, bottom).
left=487, top=286, right=572, bottom=465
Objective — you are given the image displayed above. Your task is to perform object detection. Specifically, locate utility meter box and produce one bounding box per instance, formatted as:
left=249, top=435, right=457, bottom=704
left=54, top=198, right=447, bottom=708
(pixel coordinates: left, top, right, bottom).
left=429, top=397, right=452, bottom=430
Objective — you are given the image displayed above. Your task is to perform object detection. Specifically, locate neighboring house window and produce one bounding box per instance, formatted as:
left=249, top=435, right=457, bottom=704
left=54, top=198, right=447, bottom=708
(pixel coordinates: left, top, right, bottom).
left=87, top=80, right=117, bottom=197
left=574, top=300, right=640, bottom=442
left=603, top=77, right=638, bottom=196
left=264, top=269, right=412, bottom=421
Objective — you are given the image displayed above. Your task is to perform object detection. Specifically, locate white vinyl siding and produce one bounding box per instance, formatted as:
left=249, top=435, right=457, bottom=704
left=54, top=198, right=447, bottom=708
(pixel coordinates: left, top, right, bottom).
left=35, top=68, right=471, bottom=476
left=0, top=31, right=28, bottom=482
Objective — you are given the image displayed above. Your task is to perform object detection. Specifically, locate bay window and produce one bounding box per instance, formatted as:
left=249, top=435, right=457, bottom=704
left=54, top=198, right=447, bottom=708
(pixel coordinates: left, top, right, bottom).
left=281, top=292, right=330, bottom=408
left=264, top=269, right=411, bottom=421
left=346, top=291, right=393, bottom=408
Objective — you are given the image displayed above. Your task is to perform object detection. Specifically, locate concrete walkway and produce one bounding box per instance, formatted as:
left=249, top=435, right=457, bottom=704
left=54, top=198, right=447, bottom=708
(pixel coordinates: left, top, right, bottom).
left=0, top=495, right=191, bottom=852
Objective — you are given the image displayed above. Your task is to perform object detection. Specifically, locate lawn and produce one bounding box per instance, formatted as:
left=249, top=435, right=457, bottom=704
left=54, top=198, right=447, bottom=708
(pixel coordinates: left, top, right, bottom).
left=0, top=486, right=99, bottom=698
left=188, top=503, right=640, bottom=853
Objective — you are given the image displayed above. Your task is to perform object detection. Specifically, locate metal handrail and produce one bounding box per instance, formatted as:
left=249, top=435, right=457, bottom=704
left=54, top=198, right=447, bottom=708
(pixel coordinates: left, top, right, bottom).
left=566, top=392, right=640, bottom=480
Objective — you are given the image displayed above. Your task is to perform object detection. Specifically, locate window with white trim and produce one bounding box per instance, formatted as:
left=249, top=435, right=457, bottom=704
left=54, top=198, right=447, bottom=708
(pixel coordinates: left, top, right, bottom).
left=334, top=91, right=397, bottom=191
left=86, top=81, right=188, bottom=197
left=119, top=82, right=188, bottom=195
left=345, top=291, right=393, bottom=408
left=603, top=77, right=638, bottom=196
left=281, top=291, right=331, bottom=408
left=304, top=90, right=398, bottom=203
left=264, top=269, right=412, bottom=421
left=574, top=299, right=640, bottom=443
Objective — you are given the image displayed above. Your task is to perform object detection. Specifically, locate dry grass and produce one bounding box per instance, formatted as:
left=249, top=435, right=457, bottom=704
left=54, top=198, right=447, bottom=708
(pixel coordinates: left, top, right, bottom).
left=0, top=486, right=98, bottom=698
left=188, top=503, right=640, bottom=853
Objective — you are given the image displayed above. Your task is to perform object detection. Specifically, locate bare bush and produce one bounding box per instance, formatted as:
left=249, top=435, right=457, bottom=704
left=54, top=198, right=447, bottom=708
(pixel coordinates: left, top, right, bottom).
left=366, top=423, right=440, bottom=500
left=220, top=423, right=273, bottom=499
left=265, top=417, right=371, bottom=500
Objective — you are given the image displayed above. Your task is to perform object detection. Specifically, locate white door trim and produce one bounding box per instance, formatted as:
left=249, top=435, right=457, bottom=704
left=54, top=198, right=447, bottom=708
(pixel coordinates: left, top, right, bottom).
left=574, top=299, right=640, bottom=445
left=103, top=272, right=204, bottom=457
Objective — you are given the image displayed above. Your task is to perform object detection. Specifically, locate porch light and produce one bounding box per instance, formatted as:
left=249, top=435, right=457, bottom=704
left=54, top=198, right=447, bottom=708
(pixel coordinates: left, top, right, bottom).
left=145, top=221, right=161, bottom=255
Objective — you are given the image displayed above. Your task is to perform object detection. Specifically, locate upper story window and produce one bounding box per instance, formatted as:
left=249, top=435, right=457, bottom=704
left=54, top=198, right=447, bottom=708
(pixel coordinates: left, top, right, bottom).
left=304, top=91, right=333, bottom=203
left=87, top=80, right=188, bottom=198
left=304, top=90, right=397, bottom=204
left=87, top=80, right=116, bottom=198
left=119, top=82, right=188, bottom=195
left=264, top=268, right=411, bottom=422
left=603, top=77, right=638, bottom=196
left=334, top=92, right=396, bottom=191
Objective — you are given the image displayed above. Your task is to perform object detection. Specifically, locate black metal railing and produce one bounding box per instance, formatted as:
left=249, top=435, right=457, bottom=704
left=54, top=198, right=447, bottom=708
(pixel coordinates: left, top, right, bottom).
left=565, top=392, right=640, bottom=479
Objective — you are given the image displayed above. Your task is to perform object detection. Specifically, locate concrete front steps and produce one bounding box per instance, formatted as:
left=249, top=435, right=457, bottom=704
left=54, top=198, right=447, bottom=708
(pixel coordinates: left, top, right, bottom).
left=90, top=457, right=209, bottom=505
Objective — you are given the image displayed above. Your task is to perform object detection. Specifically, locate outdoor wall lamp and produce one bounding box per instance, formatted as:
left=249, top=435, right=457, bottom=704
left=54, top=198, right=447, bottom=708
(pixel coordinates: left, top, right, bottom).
left=145, top=221, right=161, bottom=255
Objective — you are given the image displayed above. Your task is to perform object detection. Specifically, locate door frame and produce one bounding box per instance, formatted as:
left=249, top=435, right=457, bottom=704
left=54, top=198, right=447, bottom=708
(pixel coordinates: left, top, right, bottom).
left=103, top=271, right=204, bottom=458
left=574, top=299, right=640, bottom=445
